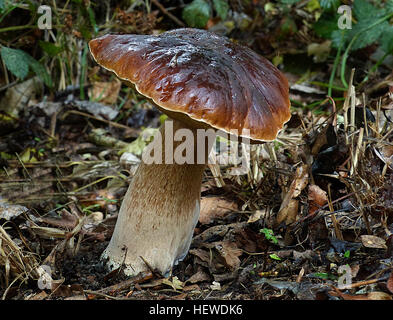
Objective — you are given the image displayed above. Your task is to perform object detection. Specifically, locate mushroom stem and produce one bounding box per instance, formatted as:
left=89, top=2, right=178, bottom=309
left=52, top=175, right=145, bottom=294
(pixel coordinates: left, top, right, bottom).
left=102, top=119, right=213, bottom=276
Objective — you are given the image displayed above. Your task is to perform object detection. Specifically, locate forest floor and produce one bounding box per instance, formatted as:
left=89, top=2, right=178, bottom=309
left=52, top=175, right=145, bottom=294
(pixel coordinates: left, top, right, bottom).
left=0, top=76, right=392, bottom=300
left=0, top=0, right=393, bottom=301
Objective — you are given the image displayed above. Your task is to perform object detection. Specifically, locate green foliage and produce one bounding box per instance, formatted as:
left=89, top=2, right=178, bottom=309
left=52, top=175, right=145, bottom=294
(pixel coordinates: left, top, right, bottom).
left=39, top=41, right=63, bottom=57
left=319, top=0, right=340, bottom=10
left=212, top=0, right=229, bottom=20
left=269, top=254, right=281, bottom=261
left=0, top=47, right=30, bottom=79
left=341, top=0, right=391, bottom=51
left=380, top=26, right=393, bottom=53
left=28, top=57, right=52, bottom=88
left=260, top=228, right=278, bottom=244
left=387, top=0, right=393, bottom=13
left=313, top=0, right=393, bottom=53
left=353, top=0, right=382, bottom=20
left=182, top=0, right=211, bottom=28
left=280, top=16, right=298, bottom=36
left=348, top=19, right=390, bottom=51
left=72, top=0, right=98, bottom=39
left=313, top=272, right=331, bottom=280
left=313, top=13, right=339, bottom=38
left=0, top=46, right=52, bottom=87
left=182, top=0, right=230, bottom=27
left=279, top=0, right=302, bottom=4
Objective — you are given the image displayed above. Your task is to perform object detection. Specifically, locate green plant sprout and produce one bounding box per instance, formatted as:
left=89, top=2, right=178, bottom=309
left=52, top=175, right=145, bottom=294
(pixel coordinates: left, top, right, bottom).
left=260, top=228, right=279, bottom=245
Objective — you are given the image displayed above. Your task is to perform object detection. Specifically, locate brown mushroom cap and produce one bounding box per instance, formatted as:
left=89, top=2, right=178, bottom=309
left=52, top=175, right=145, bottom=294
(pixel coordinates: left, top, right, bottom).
left=89, top=28, right=291, bottom=142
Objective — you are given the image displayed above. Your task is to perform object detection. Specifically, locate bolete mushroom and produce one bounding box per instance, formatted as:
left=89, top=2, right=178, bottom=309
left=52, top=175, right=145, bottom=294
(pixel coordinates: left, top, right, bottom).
left=89, top=28, right=291, bottom=276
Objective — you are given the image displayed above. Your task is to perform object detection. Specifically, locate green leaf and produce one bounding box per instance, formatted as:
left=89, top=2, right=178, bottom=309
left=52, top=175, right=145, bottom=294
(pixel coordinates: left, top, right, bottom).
left=353, top=0, right=382, bottom=21
left=39, top=41, right=63, bottom=57
left=260, top=228, right=278, bottom=244
left=0, top=46, right=30, bottom=79
left=313, top=13, right=339, bottom=38
left=349, top=19, right=389, bottom=50
left=269, top=254, right=281, bottom=261
left=27, top=56, right=52, bottom=87
left=380, top=25, right=393, bottom=53
left=280, top=16, right=298, bottom=35
left=279, top=0, right=301, bottom=4
left=212, top=0, right=229, bottom=20
left=87, top=6, right=98, bottom=36
left=313, top=272, right=330, bottom=280
left=182, top=0, right=211, bottom=28
left=306, top=0, right=320, bottom=12
left=331, top=29, right=348, bottom=48
left=0, top=46, right=52, bottom=87
left=387, top=0, right=393, bottom=13
left=319, top=0, right=340, bottom=10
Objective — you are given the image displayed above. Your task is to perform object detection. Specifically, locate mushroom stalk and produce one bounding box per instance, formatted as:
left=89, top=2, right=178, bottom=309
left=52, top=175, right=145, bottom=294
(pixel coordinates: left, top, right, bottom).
left=102, top=119, right=213, bottom=276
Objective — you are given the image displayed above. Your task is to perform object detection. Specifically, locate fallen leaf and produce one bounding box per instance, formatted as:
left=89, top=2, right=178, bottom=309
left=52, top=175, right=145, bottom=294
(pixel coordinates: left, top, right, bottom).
left=387, top=271, right=393, bottom=294
left=374, top=145, right=393, bottom=170
left=210, top=281, right=221, bottom=291
left=64, top=295, right=87, bottom=300
left=183, top=284, right=201, bottom=292
left=0, top=202, right=28, bottom=220
left=192, top=223, right=240, bottom=247
left=330, top=288, right=392, bottom=300
left=276, top=164, right=308, bottom=226
left=293, top=250, right=318, bottom=261
left=186, top=270, right=211, bottom=284
left=71, top=99, right=119, bottom=120
left=189, top=248, right=211, bottom=265
left=0, top=77, right=42, bottom=117
left=27, top=291, right=48, bottom=300
left=289, top=165, right=309, bottom=198
left=214, top=241, right=242, bottom=270
left=308, top=184, right=328, bottom=214
left=247, top=209, right=267, bottom=223
left=39, top=209, right=78, bottom=230
left=254, top=278, right=300, bottom=294
left=162, top=276, right=184, bottom=290
left=311, top=124, right=336, bottom=156
left=171, top=293, right=188, bottom=300
left=276, top=199, right=299, bottom=226
left=88, top=79, right=121, bottom=105
left=360, top=235, right=387, bottom=249
left=213, top=271, right=239, bottom=283
left=366, top=292, right=392, bottom=300
left=234, top=227, right=268, bottom=253
left=199, top=197, right=238, bottom=224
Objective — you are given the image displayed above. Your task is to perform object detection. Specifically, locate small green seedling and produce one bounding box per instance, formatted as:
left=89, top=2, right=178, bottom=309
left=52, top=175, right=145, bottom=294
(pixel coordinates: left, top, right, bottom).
left=260, top=228, right=278, bottom=245
left=269, top=253, right=281, bottom=261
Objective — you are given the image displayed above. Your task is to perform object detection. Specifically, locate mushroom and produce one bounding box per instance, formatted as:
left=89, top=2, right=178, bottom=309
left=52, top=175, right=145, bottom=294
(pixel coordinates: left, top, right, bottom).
left=89, top=28, right=291, bottom=276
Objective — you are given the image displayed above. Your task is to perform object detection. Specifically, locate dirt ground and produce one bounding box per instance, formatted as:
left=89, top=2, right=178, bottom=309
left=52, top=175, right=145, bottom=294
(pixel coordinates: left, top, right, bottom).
left=1, top=0, right=393, bottom=302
